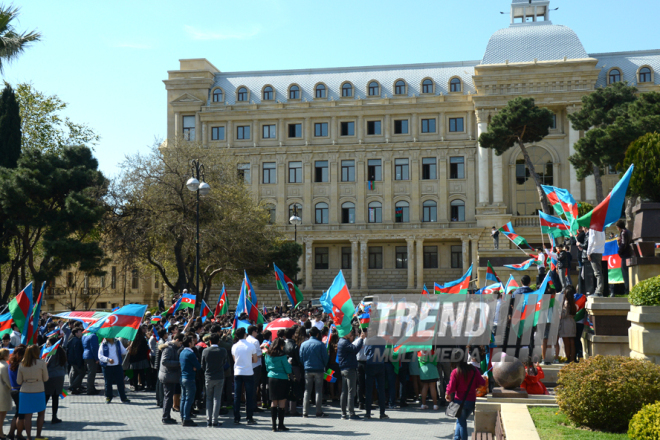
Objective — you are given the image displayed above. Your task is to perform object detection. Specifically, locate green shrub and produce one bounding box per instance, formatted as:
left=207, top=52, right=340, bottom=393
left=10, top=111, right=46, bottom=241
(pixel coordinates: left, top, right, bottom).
left=629, top=274, right=660, bottom=306
left=623, top=132, right=660, bottom=203
left=577, top=201, right=594, bottom=218
left=556, top=355, right=660, bottom=433
left=629, top=402, right=660, bottom=440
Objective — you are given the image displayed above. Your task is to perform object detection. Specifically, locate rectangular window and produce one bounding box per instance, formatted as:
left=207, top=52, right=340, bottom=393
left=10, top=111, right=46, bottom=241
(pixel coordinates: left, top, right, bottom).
left=451, top=245, right=463, bottom=269
left=550, top=114, right=557, bottom=129
left=314, top=122, right=328, bottom=137
left=394, top=119, right=409, bottom=134
left=367, top=120, right=381, bottom=135
left=342, top=204, right=355, bottom=224
left=422, top=157, right=437, bottom=180
left=211, top=126, right=225, bottom=141
left=237, top=125, right=250, bottom=140
left=395, top=204, right=409, bottom=223
left=182, top=116, right=195, bottom=140
left=341, top=160, right=355, bottom=182
left=450, top=157, right=465, bottom=179
left=111, top=266, right=116, bottom=289
left=451, top=203, right=465, bottom=222
left=340, top=121, right=355, bottom=136
left=367, top=159, right=381, bottom=181
left=131, top=269, right=139, bottom=289
left=395, top=246, right=408, bottom=269
left=288, top=123, right=302, bottom=138
left=341, top=247, right=352, bottom=270
left=288, top=161, right=302, bottom=183
left=263, top=124, right=276, bottom=139
left=315, top=247, right=329, bottom=270
left=237, top=163, right=251, bottom=183
left=394, top=158, right=409, bottom=180
left=449, top=117, right=464, bottom=132
left=100, top=275, right=106, bottom=288
left=423, top=246, right=438, bottom=269
left=262, top=162, right=276, bottom=184
left=421, top=118, right=436, bottom=133
left=315, top=160, right=329, bottom=183
left=368, top=246, right=383, bottom=269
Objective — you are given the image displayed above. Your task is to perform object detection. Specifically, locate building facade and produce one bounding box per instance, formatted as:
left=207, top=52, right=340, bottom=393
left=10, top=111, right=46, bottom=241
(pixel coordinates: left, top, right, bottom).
left=163, top=0, right=660, bottom=299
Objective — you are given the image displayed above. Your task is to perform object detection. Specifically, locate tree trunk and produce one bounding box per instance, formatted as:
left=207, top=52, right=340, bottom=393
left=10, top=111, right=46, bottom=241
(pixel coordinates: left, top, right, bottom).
left=625, top=195, right=638, bottom=231
left=173, top=238, right=187, bottom=293
left=518, top=140, right=552, bottom=214
left=593, top=165, right=604, bottom=203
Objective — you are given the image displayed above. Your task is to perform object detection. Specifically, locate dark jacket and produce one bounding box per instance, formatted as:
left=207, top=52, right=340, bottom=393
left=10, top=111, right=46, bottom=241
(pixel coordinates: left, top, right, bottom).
left=66, top=335, right=84, bottom=368
left=618, top=228, right=633, bottom=259
left=179, top=348, right=201, bottom=381
left=201, top=345, right=227, bottom=381
left=158, top=342, right=181, bottom=384
left=82, top=333, right=99, bottom=361
left=337, top=337, right=363, bottom=371
left=129, top=336, right=149, bottom=363
left=512, top=286, right=534, bottom=298
left=299, top=337, right=328, bottom=372
left=283, top=339, right=301, bottom=367
left=365, top=343, right=386, bottom=366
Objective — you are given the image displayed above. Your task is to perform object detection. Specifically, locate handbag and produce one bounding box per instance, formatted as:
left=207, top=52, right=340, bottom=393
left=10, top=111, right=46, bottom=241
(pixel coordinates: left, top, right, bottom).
left=445, top=367, right=477, bottom=418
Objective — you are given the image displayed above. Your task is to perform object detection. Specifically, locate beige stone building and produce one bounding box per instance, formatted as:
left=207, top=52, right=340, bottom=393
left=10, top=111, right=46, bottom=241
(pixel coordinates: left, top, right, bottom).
left=162, top=0, right=659, bottom=302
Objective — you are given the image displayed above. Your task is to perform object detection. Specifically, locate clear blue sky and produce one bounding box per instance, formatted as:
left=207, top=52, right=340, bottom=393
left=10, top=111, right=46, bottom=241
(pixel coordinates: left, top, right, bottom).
left=4, top=0, right=659, bottom=179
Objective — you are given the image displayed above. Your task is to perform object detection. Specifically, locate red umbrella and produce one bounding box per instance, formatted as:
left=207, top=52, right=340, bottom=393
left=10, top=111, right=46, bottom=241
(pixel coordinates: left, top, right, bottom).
left=265, top=318, right=296, bottom=338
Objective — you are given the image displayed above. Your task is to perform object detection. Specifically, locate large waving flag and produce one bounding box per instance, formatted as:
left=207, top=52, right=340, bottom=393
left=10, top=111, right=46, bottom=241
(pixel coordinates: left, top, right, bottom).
left=475, top=283, right=503, bottom=295
left=574, top=293, right=587, bottom=322
left=539, top=212, right=571, bottom=238
left=435, top=264, right=473, bottom=294
left=577, top=164, right=634, bottom=231
left=178, top=293, right=196, bottom=311
left=238, top=279, right=264, bottom=324
left=504, top=275, right=519, bottom=295
left=41, top=338, right=62, bottom=360
left=9, top=282, right=33, bottom=344
left=0, top=313, right=13, bottom=338
left=200, top=300, right=213, bottom=323
left=486, top=261, right=501, bottom=285
left=603, top=240, right=624, bottom=284
left=86, top=304, right=147, bottom=341
left=53, top=311, right=110, bottom=327
left=214, top=284, right=228, bottom=317
left=498, top=222, right=534, bottom=250
left=504, top=259, right=536, bottom=271
left=321, top=271, right=355, bottom=337
left=541, top=185, right=579, bottom=230
left=274, top=264, right=304, bottom=308
left=244, top=271, right=258, bottom=307
left=163, top=298, right=181, bottom=317
left=517, top=273, right=552, bottom=337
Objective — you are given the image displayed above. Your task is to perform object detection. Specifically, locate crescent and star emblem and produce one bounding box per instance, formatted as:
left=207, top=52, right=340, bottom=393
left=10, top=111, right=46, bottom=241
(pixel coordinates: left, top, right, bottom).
left=106, top=315, right=118, bottom=326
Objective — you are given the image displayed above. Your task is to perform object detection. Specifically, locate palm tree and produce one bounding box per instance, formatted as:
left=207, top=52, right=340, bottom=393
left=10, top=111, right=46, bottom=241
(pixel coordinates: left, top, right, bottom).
left=0, top=5, right=41, bottom=74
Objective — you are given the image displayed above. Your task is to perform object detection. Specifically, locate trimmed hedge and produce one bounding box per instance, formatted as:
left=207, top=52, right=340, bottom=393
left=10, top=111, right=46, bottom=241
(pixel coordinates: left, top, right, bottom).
left=629, top=274, right=660, bottom=306
left=629, top=402, right=660, bottom=440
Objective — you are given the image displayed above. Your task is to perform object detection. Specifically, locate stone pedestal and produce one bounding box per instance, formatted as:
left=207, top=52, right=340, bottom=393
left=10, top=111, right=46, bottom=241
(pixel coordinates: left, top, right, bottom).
left=628, top=305, right=660, bottom=364
left=627, top=256, right=660, bottom=287
left=585, top=297, right=630, bottom=358
left=476, top=206, right=510, bottom=228
left=492, top=387, right=528, bottom=398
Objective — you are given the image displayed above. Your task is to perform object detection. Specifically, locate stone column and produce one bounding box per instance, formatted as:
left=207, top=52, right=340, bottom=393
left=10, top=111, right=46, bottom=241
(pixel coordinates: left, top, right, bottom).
left=462, top=237, right=470, bottom=272
left=476, top=110, right=490, bottom=205
left=357, top=115, right=364, bottom=143
left=438, top=112, right=445, bottom=140
left=411, top=113, right=419, bottom=140
left=330, top=155, right=339, bottom=224
left=331, top=116, right=337, bottom=144
left=305, top=118, right=311, bottom=144
left=356, top=153, right=366, bottom=223
left=195, top=112, right=201, bottom=142
left=438, top=153, right=448, bottom=222
left=303, top=154, right=313, bottom=225
left=407, top=238, right=415, bottom=289
left=384, top=114, right=391, bottom=141
left=174, top=112, right=180, bottom=137
left=202, top=122, right=207, bottom=147
left=471, top=238, right=479, bottom=286
left=567, top=107, right=582, bottom=199
left=585, top=176, right=596, bottom=202
left=305, top=238, right=314, bottom=290
left=360, top=239, right=369, bottom=290
left=276, top=155, right=286, bottom=224
left=278, top=118, right=284, bottom=145
left=226, top=120, right=233, bottom=147
left=383, top=154, right=393, bottom=222
left=416, top=238, right=424, bottom=289
left=492, top=113, right=503, bottom=204
left=410, top=156, right=420, bottom=222
left=351, top=239, right=359, bottom=290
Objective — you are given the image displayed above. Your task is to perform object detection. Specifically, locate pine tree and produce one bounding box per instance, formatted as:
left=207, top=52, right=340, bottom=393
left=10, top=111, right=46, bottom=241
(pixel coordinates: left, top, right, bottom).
left=0, top=83, right=21, bottom=168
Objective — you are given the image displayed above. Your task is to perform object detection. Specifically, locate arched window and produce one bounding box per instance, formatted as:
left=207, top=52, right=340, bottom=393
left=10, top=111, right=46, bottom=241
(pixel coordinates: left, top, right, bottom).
left=368, top=201, right=382, bottom=223
left=368, top=81, right=379, bottom=96
left=450, top=78, right=462, bottom=92
left=237, top=87, right=248, bottom=102
left=212, top=88, right=223, bottom=103
left=394, top=80, right=406, bottom=95
left=264, top=204, right=276, bottom=224
left=315, top=202, right=329, bottom=224
left=289, top=85, right=300, bottom=100
left=422, top=200, right=437, bottom=222
left=450, top=200, right=465, bottom=222
left=263, top=86, right=273, bottom=100
left=395, top=201, right=409, bottom=223
left=422, top=79, right=434, bottom=94
left=639, top=67, right=652, bottom=83
left=342, top=83, right=353, bottom=97
left=288, top=203, right=302, bottom=223
left=609, top=69, right=621, bottom=84
left=315, top=84, right=326, bottom=98
left=515, top=146, right=554, bottom=216
left=341, top=202, right=355, bottom=224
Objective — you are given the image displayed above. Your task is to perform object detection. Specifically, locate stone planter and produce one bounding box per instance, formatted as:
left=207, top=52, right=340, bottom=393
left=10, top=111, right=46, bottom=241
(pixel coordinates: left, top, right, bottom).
left=628, top=305, right=660, bottom=364
left=585, top=297, right=630, bottom=357
left=633, top=202, right=660, bottom=243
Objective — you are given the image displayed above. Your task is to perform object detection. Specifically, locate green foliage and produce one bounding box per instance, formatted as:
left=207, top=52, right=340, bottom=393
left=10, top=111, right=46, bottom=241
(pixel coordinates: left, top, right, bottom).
left=622, top=132, right=660, bottom=203
left=0, top=83, right=20, bottom=168
left=577, top=201, right=594, bottom=217
left=628, top=402, right=660, bottom=440
left=556, top=355, right=660, bottom=432
left=270, top=241, right=303, bottom=283
left=0, top=5, right=41, bottom=74
left=629, top=274, right=660, bottom=306
left=529, top=406, right=629, bottom=440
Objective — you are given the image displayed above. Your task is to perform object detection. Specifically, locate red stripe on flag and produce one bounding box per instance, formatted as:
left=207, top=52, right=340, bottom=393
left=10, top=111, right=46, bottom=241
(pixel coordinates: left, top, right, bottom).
left=332, top=284, right=351, bottom=309
left=101, top=314, right=141, bottom=330
left=589, top=194, right=611, bottom=231
left=546, top=191, right=560, bottom=206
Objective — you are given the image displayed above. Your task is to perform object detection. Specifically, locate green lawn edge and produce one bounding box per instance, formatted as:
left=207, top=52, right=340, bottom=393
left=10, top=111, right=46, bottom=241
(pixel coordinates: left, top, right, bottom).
left=528, top=406, right=629, bottom=440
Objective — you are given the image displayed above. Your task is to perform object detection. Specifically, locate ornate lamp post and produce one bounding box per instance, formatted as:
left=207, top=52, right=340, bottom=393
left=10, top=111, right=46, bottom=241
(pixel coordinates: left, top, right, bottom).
left=186, top=159, right=211, bottom=303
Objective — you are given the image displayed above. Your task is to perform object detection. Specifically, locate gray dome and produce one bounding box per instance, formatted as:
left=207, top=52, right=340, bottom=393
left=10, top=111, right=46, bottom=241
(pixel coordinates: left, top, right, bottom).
left=481, top=23, right=588, bottom=65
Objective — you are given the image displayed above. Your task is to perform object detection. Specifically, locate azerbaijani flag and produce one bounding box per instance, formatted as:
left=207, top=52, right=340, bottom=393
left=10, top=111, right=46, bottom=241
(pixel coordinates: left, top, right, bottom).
left=603, top=240, right=624, bottom=284
left=214, top=284, right=228, bottom=317
left=539, top=211, right=571, bottom=238
left=504, top=275, right=519, bottom=295
left=59, top=389, right=69, bottom=399
left=163, top=298, right=181, bottom=317
left=151, top=315, right=162, bottom=325
left=486, top=261, right=501, bottom=284
left=0, top=313, right=13, bottom=338
left=435, top=264, right=473, bottom=294
left=52, top=311, right=110, bottom=327
left=574, top=293, right=587, bottom=322
left=320, top=271, right=355, bottom=337
left=178, top=293, right=196, bottom=310
left=359, top=312, right=370, bottom=329
left=475, top=283, right=503, bottom=295
left=41, top=338, right=62, bottom=360
left=244, top=271, right=258, bottom=307
left=27, top=281, right=46, bottom=346
left=237, top=279, right=264, bottom=324
left=517, top=273, right=551, bottom=337
left=421, top=284, right=430, bottom=295
left=577, top=164, right=634, bottom=232
left=274, top=264, right=304, bottom=308
left=504, top=259, right=536, bottom=271
left=324, top=368, right=337, bottom=383
left=542, top=185, right=579, bottom=231
left=86, top=304, right=147, bottom=341
left=200, top=300, right=213, bottom=323
left=499, top=222, right=534, bottom=250
left=9, top=282, right=33, bottom=344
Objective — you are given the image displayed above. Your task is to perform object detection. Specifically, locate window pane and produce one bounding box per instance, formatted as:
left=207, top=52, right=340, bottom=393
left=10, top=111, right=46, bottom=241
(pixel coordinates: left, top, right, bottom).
left=315, top=160, right=329, bottom=182
left=367, top=120, right=381, bottom=135
left=341, top=247, right=352, bottom=269
left=289, top=162, right=302, bottom=183
left=341, top=122, right=355, bottom=136
left=422, top=157, right=437, bottom=179
left=423, top=246, right=438, bottom=269
left=314, top=122, right=328, bottom=137
left=288, top=123, right=302, bottom=138
left=394, top=120, right=409, bottom=134
left=395, top=246, right=408, bottom=269
left=211, top=126, right=225, bottom=140
left=450, top=157, right=465, bottom=179
left=237, top=163, right=251, bottom=183
left=367, top=159, right=381, bottom=181
left=315, top=247, right=329, bottom=269
left=341, top=160, right=355, bottom=182
left=369, top=247, right=383, bottom=269
left=451, top=245, right=462, bottom=268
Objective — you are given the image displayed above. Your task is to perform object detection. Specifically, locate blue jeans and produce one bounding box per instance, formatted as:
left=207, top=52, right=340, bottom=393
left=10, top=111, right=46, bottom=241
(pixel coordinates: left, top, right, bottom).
left=181, top=379, right=196, bottom=421
left=384, top=362, right=397, bottom=406
left=365, top=364, right=386, bottom=416
left=234, top=375, right=255, bottom=422
left=453, top=400, right=476, bottom=440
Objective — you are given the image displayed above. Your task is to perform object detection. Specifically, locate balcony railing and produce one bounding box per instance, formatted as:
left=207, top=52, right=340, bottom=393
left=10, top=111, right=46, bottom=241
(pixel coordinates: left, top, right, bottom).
left=513, top=216, right=540, bottom=227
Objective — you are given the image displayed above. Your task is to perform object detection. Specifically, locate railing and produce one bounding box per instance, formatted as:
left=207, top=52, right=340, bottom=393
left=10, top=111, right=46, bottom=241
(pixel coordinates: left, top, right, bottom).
left=513, top=216, right=540, bottom=227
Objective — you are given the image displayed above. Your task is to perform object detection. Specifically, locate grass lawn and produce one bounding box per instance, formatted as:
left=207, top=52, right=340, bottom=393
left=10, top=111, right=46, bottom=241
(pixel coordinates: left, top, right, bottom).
left=529, top=407, right=629, bottom=440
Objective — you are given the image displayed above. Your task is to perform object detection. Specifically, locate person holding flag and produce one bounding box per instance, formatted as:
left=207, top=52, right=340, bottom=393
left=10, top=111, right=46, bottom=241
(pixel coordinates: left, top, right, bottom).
left=44, top=336, right=67, bottom=425
left=337, top=327, right=366, bottom=420
left=98, top=336, right=130, bottom=405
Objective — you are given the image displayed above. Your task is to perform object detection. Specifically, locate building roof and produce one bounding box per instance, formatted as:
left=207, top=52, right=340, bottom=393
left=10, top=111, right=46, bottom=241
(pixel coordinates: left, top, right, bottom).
left=209, top=61, right=478, bottom=105
left=589, top=49, right=660, bottom=87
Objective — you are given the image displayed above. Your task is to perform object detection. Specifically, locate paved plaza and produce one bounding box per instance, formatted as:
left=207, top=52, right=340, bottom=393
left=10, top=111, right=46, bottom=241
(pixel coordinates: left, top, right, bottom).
left=8, top=379, right=470, bottom=440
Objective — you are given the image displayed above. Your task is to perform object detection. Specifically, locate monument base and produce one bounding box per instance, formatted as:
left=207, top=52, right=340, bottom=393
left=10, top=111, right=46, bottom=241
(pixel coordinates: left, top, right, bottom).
left=491, top=387, right=528, bottom=399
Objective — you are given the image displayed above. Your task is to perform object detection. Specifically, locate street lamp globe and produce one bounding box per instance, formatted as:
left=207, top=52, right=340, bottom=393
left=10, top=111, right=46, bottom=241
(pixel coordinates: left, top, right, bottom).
left=186, top=177, right=200, bottom=192
left=198, top=182, right=211, bottom=196
left=289, top=215, right=302, bottom=225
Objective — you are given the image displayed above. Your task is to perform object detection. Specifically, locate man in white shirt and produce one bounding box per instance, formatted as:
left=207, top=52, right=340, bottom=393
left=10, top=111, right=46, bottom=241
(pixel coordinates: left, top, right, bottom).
left=232, top=327, right=258, bottom=425
left=312, top=313, right=324, bottom=331
left=10, top=324, right=21, bottom=347
left=587, top=229, right=606, bottom=296
left=98, top=337, right=130, bottom=403
left=246, top=326, right=263, bottom=414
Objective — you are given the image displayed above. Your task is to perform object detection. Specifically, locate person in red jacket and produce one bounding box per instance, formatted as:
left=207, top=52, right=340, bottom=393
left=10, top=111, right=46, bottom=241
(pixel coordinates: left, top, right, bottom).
left=521, top=360, right=548, bottom=395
